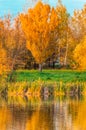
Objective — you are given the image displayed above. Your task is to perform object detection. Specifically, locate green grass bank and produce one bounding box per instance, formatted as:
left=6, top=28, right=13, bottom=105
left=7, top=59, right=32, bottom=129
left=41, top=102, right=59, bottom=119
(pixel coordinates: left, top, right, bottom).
left=15, top=69, right=86, bottom=82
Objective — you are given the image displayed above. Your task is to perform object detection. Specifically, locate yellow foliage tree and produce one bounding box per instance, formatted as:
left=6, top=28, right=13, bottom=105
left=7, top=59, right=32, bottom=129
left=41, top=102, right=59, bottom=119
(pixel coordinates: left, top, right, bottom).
left=20, top=1, right=59, bottom=71
left=0, top=44, right=9, bottom=75
left=70, top=4, right=86, bottom=43
left=56, top=1, right=70, bottom=66
left=0, top=16, right=26, bottom=80
left=73, top=36, right=86, bottom=69
left=0, top=19, right=10, bottom=76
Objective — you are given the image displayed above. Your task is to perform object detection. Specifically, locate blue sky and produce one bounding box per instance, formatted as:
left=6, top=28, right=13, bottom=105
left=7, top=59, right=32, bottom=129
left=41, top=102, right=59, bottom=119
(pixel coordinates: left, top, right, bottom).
left=0, top=0, right=86, bottom=17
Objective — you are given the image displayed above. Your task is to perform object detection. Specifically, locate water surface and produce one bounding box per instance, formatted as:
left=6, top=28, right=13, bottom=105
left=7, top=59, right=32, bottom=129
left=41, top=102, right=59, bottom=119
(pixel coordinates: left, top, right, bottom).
left=0, top=96, right=86, bottom=130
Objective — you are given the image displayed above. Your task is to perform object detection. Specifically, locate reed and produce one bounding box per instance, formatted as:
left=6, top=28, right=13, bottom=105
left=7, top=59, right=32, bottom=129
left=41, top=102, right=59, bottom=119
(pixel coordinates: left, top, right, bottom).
left=6, top=80, right=86, bottom=96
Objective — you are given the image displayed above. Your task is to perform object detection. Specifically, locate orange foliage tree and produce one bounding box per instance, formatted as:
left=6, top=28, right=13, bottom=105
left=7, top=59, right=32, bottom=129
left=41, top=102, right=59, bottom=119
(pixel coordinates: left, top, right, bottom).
left=70, top=4, right=86, bottom=44
left=70, top=5, right=86, bottom=69
left=20, top=1, right=60, bottom=71
left=0, top=19, right=10, bottom=76
left=0, top=16, right=26, bottom=80
left=0, top=44, right=9, bottom=75
left=56, top=0, right=70, bottom=66
left=73, top=36, right=86, bottom=70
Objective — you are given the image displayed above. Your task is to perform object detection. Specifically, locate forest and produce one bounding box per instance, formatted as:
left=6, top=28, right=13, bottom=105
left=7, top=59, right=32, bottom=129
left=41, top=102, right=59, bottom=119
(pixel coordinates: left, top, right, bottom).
left=0, top=0, right=86, bottom=79
left=0, top=1, right=86, bottom=130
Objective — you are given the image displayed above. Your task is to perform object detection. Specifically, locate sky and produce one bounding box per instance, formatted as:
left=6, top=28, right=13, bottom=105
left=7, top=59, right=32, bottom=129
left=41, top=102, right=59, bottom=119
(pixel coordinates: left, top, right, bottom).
left=0, top=0, right=86, bottom=17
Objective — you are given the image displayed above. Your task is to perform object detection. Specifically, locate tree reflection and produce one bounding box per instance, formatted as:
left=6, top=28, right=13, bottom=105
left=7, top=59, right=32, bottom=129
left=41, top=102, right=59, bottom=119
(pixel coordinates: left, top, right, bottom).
left=0, top=106, right=12, bottom=130
left=68, top=96, right=86, bottom=130
left=25, top=103, right=54, bottom=130
left=0, top=96, right=86, bottom=130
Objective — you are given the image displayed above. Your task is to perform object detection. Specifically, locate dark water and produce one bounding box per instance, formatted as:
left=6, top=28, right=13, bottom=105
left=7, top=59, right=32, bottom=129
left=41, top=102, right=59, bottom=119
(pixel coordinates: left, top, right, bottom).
left=0, top=95, right=86, bottom=130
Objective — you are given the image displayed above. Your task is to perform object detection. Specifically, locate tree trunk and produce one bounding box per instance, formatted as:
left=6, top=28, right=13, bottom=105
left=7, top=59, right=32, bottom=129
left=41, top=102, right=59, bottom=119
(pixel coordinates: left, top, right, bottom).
left=58, top=44, right=61, bottom=65
left=48, top=58, right=51, bottom=68
left=52, top=61, right=55, bottom=69
left=39, top=64, right=42, bottom=72
left=64, top=42, right=68, bottom=67
left=64, top=22, right=69, bottom=68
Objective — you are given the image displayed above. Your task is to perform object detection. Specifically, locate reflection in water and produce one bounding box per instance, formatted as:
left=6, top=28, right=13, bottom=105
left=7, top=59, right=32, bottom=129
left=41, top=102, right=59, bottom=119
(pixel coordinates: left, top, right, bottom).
left=0, top=95, right=86, bottom=130
left=0, top=106, right=12, bottom=130
left=68, top=96, right=86, bottom=130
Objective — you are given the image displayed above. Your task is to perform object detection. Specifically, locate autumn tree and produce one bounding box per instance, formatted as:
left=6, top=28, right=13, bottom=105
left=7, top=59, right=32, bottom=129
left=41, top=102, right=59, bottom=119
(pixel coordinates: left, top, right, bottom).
left=0, top=19, right=10, bottom=76
left=0, top=44, right=9, bottom=75
left=0, top=16, right=27, bottom=81
left=70, top=4, right=86, bottom=45
left=6, top=17, right=27, bottom=81
left=68, top=4, right=86, bottom=68
left=56, top=0, right=70, bottom=67
left=73, top=36, right=86, bottom=70
left=20, top=1, right=60, bottom=72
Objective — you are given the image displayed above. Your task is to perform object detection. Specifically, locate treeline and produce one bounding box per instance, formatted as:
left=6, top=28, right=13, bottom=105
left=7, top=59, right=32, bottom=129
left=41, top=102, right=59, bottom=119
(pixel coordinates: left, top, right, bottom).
left=0, top=1, right=86, bottom=75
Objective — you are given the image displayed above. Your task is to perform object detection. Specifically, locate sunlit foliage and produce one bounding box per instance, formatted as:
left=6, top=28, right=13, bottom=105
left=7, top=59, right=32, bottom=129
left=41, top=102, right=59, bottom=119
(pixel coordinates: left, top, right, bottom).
left=0, top=44, right=9, bottom=75
left=20, top=1, right=60, bottom=71
left=74, top=36, right=86, bottom=69
left=0, top=1, right=86, bottom=74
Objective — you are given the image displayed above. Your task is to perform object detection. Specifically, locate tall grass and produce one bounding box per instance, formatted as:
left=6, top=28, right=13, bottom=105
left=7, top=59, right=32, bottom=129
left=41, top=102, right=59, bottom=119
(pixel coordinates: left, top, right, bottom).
left=7, top=79, right=86, bottom=96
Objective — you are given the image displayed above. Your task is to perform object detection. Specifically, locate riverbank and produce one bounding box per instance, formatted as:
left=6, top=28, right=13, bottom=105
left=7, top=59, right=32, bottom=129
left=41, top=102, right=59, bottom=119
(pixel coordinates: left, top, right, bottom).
left=0, top=69, right=86, bottom=97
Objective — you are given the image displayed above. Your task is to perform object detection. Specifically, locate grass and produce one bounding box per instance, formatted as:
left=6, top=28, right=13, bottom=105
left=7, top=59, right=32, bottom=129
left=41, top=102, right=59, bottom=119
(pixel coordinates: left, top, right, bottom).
left=6, top=80, right=86, bottom=96
left=0, top=69, right=86, bottom=97
left=15, top=69, right=86, bottom=82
